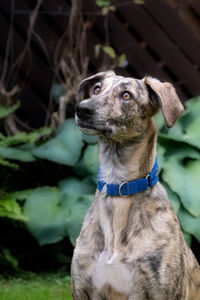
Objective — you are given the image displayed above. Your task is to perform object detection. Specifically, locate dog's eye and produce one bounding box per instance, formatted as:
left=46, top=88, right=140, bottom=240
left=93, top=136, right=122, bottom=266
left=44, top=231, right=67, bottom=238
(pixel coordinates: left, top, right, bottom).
left=93, top=84, right=101, bottom=95
left=121, top=91, right=133, bottom=100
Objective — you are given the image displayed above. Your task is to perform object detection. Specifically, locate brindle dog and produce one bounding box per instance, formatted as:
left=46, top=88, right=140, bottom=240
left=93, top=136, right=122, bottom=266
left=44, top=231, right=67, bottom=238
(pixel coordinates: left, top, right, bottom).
left=71, top=71, right=200, bottom=300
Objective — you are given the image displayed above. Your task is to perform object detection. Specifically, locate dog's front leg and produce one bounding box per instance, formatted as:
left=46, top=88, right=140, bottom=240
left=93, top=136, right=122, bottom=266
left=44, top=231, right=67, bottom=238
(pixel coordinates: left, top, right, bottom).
left=70, top=277, right=79, bottom=300
left=71, top=281, right=91, bottom=300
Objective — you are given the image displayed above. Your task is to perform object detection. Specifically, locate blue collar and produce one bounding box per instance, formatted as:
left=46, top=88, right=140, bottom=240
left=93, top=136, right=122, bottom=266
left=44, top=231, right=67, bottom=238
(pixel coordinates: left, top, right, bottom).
left=97, top=158, right=159, bottom=197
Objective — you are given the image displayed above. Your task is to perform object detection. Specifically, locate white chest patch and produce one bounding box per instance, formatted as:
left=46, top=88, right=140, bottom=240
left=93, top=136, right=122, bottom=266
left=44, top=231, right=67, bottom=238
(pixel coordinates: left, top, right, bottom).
left=91, top=251, right=134, bottom=294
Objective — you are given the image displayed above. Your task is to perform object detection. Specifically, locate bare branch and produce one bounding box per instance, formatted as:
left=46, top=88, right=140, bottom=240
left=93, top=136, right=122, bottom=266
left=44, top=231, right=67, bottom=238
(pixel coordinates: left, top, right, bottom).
left=0, top=27, right=12, bottom=84
left=12, top=0, right=44, bottom=75
left=4, top=115, right=20, bottom=135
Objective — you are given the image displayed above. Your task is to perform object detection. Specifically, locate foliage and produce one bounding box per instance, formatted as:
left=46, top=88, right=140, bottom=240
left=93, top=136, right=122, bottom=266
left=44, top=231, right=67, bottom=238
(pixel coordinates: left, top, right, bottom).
left=95, top=44, right=128, bottom=68
left=33, top=119, right=82, bottom=166
left=0, top=127, right=52, bottom=146
left=102, top=46, right=116, bottom=59
left=0, top=247, right=18, bottom=270
left=0, top=273, right=72, bottom=300
left=30, top=96, right=200, bottom=247
left=0, top=189, right=33, bottom=221
left=0, top=101, right=20, bottom=119
left=0, top=100, right=53, bottom=169
left=1, top=97, right=200, bottom=255
left=155, top=96, right=200, bottom=245
left=23, top=186, right=92, bottom=246
left=0, top=118, right=96, bottom=247
left=95, top=0, right=145, bottom=15
left=0, top=194, right=27, bottom=221
left=133, top=0, right=145, bottom=4
left=0, top=127, right=53, bottom=169
left=95, top=0, right=110, bottom=7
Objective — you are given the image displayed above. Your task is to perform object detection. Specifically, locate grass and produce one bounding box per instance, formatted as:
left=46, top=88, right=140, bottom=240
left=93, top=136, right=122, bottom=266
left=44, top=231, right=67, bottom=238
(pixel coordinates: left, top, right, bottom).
left=0, top=272, right=73, bottom=300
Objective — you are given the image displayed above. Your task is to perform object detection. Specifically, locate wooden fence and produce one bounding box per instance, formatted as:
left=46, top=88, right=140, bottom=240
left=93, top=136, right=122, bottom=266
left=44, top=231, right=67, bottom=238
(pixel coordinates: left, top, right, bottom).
left=0, top=0, right=200, bottom=127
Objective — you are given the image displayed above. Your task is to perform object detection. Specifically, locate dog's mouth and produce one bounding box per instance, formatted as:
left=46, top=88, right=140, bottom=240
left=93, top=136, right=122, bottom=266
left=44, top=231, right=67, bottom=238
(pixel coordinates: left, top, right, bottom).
left=75, top=114, right=112, bottom=136
left=75, top=114, right=100, bottom=135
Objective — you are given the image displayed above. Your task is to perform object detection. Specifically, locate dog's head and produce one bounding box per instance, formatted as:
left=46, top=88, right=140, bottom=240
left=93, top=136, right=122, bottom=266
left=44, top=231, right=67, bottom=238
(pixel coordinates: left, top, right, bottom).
left=75, top=71, right=184, bottom=141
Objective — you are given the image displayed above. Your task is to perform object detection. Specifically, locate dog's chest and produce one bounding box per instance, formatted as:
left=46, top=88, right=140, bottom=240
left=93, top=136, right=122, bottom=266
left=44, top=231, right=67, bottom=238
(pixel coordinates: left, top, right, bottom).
left=87, top=197, right=150, bottom=295
left=90, top=250, right=134, bottom=294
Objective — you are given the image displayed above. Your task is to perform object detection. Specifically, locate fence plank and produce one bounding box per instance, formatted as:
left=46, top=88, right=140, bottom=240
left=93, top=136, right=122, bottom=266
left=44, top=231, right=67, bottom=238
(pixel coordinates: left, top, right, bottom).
left=116, top=2, right=200, bottom=95
left=1, top=0, right=200, bottom=128
left=85, top=1, right=170, bottom=78
left=83, top=1, right=187, bottom=100
left=190, top=0, right=200, bottom=16
left=144, top=0, right=200, bottom=67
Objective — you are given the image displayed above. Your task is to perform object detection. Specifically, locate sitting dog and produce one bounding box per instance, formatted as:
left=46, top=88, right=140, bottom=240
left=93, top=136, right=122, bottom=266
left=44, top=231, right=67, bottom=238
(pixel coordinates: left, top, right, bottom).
left=71, top=71, right=200, bottom=299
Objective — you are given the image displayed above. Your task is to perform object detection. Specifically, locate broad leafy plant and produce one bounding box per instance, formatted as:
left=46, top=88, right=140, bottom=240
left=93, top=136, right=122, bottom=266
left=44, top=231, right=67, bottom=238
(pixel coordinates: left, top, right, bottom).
left=1, top=97, right=200, bottom=248
left=0, top=118, right=97, bottom=246
left=155, top=96, right=200, bottom=245
left=0, top=102, right=52, bottom=170
left=0, top=103, right=52, bottom=222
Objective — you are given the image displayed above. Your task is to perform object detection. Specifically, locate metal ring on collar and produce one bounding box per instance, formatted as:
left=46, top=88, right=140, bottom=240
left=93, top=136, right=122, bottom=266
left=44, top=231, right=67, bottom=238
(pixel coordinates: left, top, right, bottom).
left=118, top=182, right=128, bottom=197
left=145, top=173, right=151, bottom=189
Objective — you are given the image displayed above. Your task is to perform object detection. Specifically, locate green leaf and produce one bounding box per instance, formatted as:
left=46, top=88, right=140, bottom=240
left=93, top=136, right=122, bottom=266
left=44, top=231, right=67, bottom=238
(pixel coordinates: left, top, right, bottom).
left=178, top=207, right=200, bottom=242
left=94, top=44, right=101, bottom=59
left=51, top=84, right=64, bottom=103
left=24, top=187, right=66, bottom=245
left=0, top=248, right=19, bottom=269
left=158, top=97, right=200, bottom=149
left=156, top=144, right=166, bottom=169
left=167, top=120, right=184, bottom=138
left=0, top=101, right=20, bottom=119
left=0, top=146, right=36, bottom=162
left=81, top=132, right=98, bottom=144
left=59, top=176, right=95, bottom=196
left=0, top=196, right=27, bottom=221
left=83, top=144, right=98, bottom=174
left=72, top=157, right=91, bottom=177
left=5, top=189, right=34, bottom=202
left=158, top=132, right=184, bottom=143
left=0, top=127, right=52, bottom=147
left=134, top=0, right=145, bottom=4
left=33, top=119, right=83, bottom=166
left=163, top=158, right=200, bottom=217
left=23, top=186, right=93, bottom=246
left=162, top=182, right=181, bottom=215
left=102, top=46, right=116, bottom=59
left=96, top=0, right=110, bottom=7
left=158, top=139, right=200, bottom=161
left=0, top=156, right=19, bottom=169
left=183, top=232, right=192, bottom=247
left=102, top=6, right=110, bottom=15
left=63, top=193, right=93, bottom=246
left=182, top=117, right=200, bottom=149
left=185, top=96, right=200, bottom=117
left=154, top=112, right=165, bottom=132
left=118, top=54, right=128, bottom=68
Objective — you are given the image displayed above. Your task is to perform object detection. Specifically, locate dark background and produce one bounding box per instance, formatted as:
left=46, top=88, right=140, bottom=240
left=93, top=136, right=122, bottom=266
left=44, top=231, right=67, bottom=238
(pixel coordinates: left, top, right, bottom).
left=1, top=0, right=200, bottom=129
left=0, top=0, right=200, bottom=273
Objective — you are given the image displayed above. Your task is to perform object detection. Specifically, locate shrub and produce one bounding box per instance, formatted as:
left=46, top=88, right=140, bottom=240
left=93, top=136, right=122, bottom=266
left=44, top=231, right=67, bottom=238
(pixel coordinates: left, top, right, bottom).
left=1, top=96, right=200, bottom=256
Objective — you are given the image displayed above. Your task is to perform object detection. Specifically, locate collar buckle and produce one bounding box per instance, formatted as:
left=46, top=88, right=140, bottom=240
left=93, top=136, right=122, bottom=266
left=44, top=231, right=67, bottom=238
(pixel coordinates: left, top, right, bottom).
left=98, top=157, right=159, bottom=197
left=119, top=182, right=128, bottom=197
left=145, top=173, right=151, bottom=189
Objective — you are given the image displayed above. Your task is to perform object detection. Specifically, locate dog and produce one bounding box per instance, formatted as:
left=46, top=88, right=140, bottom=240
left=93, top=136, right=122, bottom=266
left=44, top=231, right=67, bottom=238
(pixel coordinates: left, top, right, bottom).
left=71, top=71, right=200, bottom=299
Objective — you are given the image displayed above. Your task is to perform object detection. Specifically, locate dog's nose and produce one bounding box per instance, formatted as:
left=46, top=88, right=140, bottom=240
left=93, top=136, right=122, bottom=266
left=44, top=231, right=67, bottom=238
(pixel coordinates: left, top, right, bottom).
left=76, top=100, right=95, bottom=120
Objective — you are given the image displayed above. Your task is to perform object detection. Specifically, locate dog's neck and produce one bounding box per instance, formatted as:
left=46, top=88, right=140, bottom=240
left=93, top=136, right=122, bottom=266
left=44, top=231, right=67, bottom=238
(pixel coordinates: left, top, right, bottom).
left=98, top=119, right=157, bottom=185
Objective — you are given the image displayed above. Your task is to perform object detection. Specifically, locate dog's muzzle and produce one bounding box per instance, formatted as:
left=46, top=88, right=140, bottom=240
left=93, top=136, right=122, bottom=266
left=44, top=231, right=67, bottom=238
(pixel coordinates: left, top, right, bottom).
left=76, top=98, right=96, bottom=121
left=75, top=98, right=99, bottom=134
left=76, top=98, right=113, bottom=136
left=76, top=104, right=94, bottom=121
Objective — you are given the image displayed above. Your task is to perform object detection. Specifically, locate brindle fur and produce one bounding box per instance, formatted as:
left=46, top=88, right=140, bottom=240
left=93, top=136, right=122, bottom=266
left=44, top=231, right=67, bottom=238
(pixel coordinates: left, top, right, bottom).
left=71, top=71, right=200, bottom=299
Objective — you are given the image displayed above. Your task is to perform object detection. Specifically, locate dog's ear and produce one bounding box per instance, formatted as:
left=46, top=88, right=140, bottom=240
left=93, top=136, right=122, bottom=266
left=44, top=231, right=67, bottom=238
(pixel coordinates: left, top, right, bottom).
left=144, top=77, right=184, bottom=128
left=77, top=71, right=115, bottom=103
